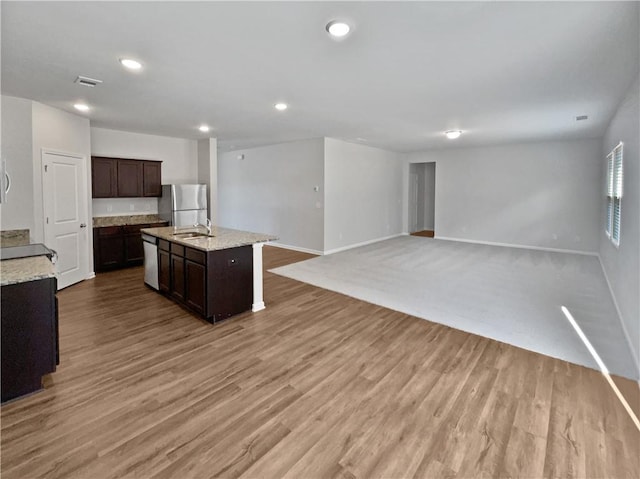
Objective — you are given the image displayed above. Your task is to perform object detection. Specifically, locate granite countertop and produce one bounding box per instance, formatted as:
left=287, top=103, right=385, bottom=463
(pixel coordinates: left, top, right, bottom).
left=141, top=226, right=278, bottom=252
left=0, top=256, right=56, bottom=286
left=93, top=215, right=167, bottom=228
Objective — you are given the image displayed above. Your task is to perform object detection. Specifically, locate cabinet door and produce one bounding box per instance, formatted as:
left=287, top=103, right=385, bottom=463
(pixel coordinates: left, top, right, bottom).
left=123, top=224, right=145, bottom=266
left=171, top=254, right=185, bottom=301
left=91, top=157, right=117, bottom=198
left=185, top=260, right=206, bottom=315
left=1, top=278, right=57, bottom=402
left=142, top=161, right=162, bottom=197
left=208, top=246, right=253, bottom=320
left=117, top=160, right=143, bottom=197
left=124, top=234, right=145, bottom=265
left=158, top=249, right=171, bottom=293
left=94, top=227, right=124, bottom=272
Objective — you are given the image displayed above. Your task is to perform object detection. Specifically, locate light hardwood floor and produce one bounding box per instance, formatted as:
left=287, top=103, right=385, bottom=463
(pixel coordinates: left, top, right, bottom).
left=1, top=246, right=638, bottom=478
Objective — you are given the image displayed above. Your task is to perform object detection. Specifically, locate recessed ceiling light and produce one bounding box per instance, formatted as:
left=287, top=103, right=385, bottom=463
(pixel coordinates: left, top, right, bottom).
left=326, top=21, right=350, bottom=38
left=119, top=58, right=142, bottom=70
left=274, top=103, right=288, bottom=111
left=74, top=103, right=90, bottom=112
left=199, top=125, right=210, bottom=133
left=445, top=130, right=462, bottom=139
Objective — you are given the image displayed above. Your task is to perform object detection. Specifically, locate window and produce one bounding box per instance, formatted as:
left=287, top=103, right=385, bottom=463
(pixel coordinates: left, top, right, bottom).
left=606, top=142, right=623, bottom=246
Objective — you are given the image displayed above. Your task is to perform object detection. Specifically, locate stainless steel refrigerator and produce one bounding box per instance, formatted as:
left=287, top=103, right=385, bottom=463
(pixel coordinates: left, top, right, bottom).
left=158, top=184, right=208, bottom=226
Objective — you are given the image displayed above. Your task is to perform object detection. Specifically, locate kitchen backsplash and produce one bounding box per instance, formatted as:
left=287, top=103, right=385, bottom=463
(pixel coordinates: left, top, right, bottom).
left=0, top=229, right=30, bottom=247
left=92, top=198, right=158, bottom=217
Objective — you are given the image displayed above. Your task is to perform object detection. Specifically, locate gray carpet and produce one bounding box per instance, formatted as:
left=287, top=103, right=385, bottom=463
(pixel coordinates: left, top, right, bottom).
left=271, top=236, right=638, bottom=380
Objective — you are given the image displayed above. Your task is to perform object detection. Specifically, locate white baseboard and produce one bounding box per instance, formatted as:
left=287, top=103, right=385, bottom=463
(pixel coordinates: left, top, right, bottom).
left=324, top=233, right=404, bottom=255
left=86, top=272, right=96, bottom=280
left=434, top=235, right=599, bottom=257
left=268, top=242, right=323, bottom=256
left=252, top=302, right=265, bottom=312
left=597, top=255, right=640, bottom=376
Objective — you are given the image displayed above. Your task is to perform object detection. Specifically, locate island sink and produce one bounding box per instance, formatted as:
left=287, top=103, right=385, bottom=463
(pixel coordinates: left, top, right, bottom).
left=171, top=231, right=213, bottom=239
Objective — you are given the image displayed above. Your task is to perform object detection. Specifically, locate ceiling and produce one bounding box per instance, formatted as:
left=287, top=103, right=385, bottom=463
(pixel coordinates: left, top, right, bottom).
left=2, top=1, right=638, bottom=153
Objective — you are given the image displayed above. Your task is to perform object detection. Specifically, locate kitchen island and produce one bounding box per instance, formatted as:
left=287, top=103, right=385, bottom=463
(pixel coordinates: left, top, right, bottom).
left=140, top=225, right=277, bottom=323
left=1, top=251, right=58, bottom=402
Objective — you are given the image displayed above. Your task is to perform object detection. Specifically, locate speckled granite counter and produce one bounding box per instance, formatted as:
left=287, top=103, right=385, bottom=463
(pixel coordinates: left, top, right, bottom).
left=140, top=226, right=277, bottom=252
left=1, top=229, right=30, bottom=247
left=93, top=215, right=166, bottom=228
left=0, top=256, right=56, bottom=286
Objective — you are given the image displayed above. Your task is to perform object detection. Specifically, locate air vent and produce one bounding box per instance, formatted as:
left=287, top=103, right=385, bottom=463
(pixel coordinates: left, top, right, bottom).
left=74, top=76, right=103, bottom=87
left=576, top=115, right=588, bottom=121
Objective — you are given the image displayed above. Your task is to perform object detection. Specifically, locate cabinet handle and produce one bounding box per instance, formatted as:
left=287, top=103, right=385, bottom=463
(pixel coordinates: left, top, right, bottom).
left=80, top=223, right=87, bottom=228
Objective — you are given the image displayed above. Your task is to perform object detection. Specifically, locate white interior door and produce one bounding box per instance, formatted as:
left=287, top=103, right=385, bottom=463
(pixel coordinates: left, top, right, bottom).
left=42, top=150, right=88, bottom=290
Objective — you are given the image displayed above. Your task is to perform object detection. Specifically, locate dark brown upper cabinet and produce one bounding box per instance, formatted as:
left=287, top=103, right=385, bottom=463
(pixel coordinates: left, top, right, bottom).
left=91, top=157, right=118, bottom=198
left=91, top=157, right=162, bottom=198
left=142, top=161, right=162, bottom=197
left=117, top=159, right=143, bottom=197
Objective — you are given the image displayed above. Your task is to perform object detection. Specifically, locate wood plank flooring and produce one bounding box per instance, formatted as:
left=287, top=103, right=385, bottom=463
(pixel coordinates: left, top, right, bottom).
left=1, top=246, right=638, bottom=478
left=410, top=230, right=435, bottom=238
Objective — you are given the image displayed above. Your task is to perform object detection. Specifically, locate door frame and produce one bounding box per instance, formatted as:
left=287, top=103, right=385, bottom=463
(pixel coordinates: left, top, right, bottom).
left=409, top=172, right=419, bottom=233
left=407, top=161, right=437, bottom=236
left=41, top=148, right=90, bottom=288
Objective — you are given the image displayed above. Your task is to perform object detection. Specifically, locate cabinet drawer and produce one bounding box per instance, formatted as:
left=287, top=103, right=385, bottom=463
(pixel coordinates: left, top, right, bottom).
left=97, top=226, right=122, bottom=237
left=170, top=243, right=185, bottom=257
left=158, top=239, right=170, bottom=251
left=185, top=247, right=206, bottom=264
left=123, top=224, right=147, bottom=234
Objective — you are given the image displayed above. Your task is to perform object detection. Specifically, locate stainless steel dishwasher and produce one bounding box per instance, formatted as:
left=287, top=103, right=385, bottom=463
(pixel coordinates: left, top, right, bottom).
left=142, top=233, right=159, bottom=290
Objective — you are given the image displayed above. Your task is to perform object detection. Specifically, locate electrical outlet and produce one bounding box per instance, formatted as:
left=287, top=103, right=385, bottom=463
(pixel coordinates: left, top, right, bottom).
left=130, top=204, right=135, bottom=211
left=106, top=204, right=112, bottom=212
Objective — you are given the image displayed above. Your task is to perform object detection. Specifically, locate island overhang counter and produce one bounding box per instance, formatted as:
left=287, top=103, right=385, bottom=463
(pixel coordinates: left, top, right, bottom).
left=140, top=225, right=277, bottom=322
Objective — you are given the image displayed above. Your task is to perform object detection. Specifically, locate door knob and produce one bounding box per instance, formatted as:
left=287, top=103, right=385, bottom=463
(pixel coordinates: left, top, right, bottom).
left=80, top=223, right=87, bottom=228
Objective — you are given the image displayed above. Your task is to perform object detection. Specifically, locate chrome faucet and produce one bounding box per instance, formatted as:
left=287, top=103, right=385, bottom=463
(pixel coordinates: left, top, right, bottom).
left=194, top=218, right=212, bottom=235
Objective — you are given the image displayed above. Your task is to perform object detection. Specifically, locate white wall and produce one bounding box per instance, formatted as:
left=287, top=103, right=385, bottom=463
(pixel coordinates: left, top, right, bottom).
left=197, top=138, right=218, bottom=222
left=90, top=127, right=198, bottom=216
left=600, top=75, right=639, bottom=366
left=0, top=96, right=34, bottom=236
left=324, top=138, right=404, bottom=252
left=405, top=139, right=602, bottom=253
left=218, top=139, right=325, bottom=253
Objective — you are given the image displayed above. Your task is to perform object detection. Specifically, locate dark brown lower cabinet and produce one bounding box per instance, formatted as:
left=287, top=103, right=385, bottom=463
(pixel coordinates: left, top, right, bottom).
left=171, top=253, right=185, bottom=301
left=94, top=226, right=124, bottom=270
left=158, top=247, right=170, bottom=293
left=156, top=239, right=252, bottom=323
left=94, top=222, right=167, bottom=272
left=1, top=277, right=58, bottom=403
left=124, top=225, right=146, bottom=265
left=185, top=260, right=206, bottom=315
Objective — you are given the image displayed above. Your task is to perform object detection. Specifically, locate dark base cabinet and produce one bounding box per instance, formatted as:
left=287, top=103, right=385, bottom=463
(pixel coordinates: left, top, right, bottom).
left=1, top=277, right=58, bottom=403
left=94, top=222, right=167, bottom=273
left=157, top=240, right=253, bottom=323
